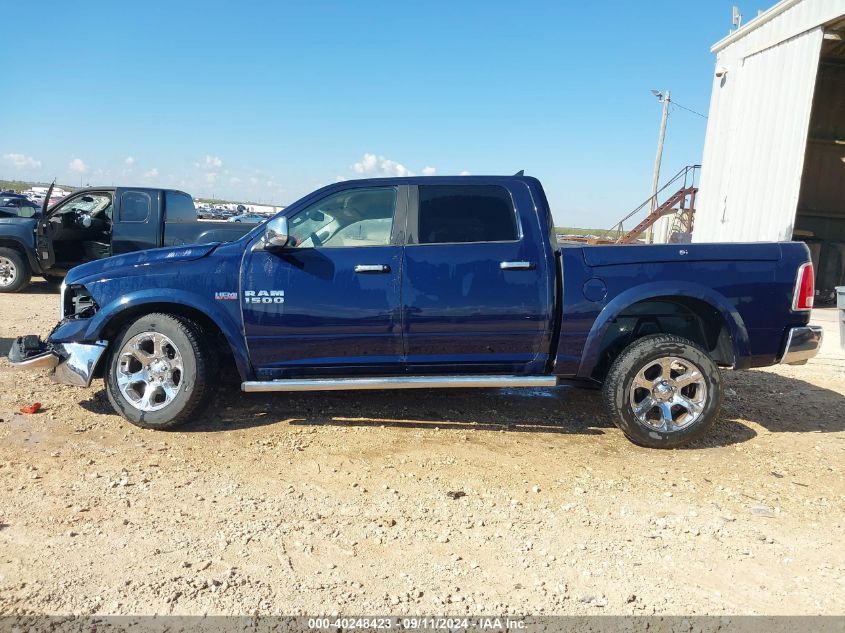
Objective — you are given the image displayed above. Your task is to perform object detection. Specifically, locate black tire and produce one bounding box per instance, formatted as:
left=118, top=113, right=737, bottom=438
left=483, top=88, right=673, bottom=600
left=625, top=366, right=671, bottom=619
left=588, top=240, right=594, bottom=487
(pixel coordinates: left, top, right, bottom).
left=42, top=274, right=64, bottom=286
left=105, top=313, right=218, bottom=430
left=602, top=334, right=722, bottom=449
left=0, top=247, right=31, bottom=293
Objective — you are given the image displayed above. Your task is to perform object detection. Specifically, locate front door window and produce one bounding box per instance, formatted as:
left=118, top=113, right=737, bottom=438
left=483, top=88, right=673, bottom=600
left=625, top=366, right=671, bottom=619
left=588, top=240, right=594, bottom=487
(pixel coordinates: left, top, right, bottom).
left=287, top=187, right=397, bottom=248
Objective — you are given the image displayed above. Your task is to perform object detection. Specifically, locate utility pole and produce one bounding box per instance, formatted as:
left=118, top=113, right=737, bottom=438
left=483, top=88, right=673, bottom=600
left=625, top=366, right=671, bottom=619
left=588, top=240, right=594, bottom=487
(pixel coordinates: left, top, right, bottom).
left=647, top=89, right=670, bottom=243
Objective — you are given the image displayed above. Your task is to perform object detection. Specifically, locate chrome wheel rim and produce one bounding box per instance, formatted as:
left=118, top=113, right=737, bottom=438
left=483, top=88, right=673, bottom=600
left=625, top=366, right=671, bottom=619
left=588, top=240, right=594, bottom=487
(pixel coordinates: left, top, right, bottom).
left=0, top=256, right=17, bottom=287
left=116, top=332, right=184, bottom=412
left=628, top=356, right=707, bottom=432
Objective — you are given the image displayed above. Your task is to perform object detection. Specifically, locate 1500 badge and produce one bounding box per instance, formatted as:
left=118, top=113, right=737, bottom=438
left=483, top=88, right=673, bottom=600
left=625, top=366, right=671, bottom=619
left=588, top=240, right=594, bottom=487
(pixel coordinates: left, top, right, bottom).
left=244, top=290, right=285, bottom=304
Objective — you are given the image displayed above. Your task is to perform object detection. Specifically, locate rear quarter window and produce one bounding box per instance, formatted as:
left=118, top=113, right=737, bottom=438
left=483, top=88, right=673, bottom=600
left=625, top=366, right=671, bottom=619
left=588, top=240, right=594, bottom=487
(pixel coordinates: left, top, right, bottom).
left=164, top=191, right=196, bottom=224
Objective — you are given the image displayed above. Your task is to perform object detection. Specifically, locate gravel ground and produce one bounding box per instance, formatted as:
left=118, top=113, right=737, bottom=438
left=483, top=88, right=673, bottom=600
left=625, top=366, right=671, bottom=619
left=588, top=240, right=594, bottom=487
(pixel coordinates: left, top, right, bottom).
left=0, top=282, right=843, bottom=616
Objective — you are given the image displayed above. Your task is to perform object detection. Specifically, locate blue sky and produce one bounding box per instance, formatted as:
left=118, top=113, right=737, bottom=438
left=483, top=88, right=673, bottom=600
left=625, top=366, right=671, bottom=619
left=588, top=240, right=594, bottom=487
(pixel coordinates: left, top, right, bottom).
left=1, top=1, right=759, bottom=226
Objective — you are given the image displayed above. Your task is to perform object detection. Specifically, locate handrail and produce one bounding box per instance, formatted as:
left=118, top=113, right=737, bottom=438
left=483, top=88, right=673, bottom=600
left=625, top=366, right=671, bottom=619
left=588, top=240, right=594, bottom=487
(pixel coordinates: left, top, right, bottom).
left=616, top=186, right=697, bottom=244
left=610, top=165, right=700, bottom=235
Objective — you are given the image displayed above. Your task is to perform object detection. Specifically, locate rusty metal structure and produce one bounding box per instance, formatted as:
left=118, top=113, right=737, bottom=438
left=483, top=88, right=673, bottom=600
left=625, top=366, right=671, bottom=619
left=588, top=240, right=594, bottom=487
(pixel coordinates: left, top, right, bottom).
left=608, top=165, right=700, bottom=245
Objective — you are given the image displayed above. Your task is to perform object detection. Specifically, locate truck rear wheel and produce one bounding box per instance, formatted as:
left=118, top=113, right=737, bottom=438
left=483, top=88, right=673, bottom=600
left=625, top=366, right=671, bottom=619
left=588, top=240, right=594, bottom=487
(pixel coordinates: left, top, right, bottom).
left=602, top=334, right=722, bottom=448
left=0, top=247, right=31, bottom=293
left=105, top=313, right=218, bottom=430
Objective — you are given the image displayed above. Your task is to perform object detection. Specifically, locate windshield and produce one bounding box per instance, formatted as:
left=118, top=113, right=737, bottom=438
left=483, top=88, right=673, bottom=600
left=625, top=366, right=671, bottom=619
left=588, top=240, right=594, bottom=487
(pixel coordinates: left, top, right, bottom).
left=290, top=209, right=334, bottom=240
left=50, top=192, right=113, bottom=219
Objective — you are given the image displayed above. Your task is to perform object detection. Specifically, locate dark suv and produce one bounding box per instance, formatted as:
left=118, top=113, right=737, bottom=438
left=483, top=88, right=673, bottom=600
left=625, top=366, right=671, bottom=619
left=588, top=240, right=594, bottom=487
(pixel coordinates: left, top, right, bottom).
left=0, top=193, right=39, bottom=218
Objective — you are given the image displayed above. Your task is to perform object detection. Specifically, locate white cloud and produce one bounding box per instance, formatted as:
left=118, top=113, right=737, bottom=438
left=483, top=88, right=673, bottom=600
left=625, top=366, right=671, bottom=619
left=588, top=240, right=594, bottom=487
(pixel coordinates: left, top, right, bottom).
left=422, top=166, right=437, bottom=176
left=352, top=153, right=379, bottom=174
left=352, top=153, right=413, bottom=177
left=143, top=168, right=159, bottom=179
left=229, top=176, right=241, bottom=185
left=382, top=159, right=412, bottom=177
left=206, top=172, right=219, bottom=184
left=3, top=153, right=41, bottom=169
left=69, top=158, right=88, bottom=174
left=459, top=170, right=471, bottom=176
left=125, top=156, right=135, bottom=166
left=205, top=155, right=223, bottom=168
left=249, top=176, right=259, bottom=186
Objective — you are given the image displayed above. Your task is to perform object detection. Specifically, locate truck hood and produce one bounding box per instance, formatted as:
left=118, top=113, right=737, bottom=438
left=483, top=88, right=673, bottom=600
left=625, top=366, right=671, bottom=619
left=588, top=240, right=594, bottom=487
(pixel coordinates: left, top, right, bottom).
left=65, top=243, right=221, bottom=284
left=0, top=216, right=37, bottom=227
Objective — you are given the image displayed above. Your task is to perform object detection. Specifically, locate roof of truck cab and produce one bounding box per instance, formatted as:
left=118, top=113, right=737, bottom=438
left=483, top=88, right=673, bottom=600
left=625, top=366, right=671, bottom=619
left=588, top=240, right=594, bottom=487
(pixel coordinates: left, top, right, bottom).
left=43, top=187, right=193, bottom=215
left=288, top=175, right=548, bottom=217
left=67, top=186, right=191, bottom=195
left=331, top=175, right=534, bottom=186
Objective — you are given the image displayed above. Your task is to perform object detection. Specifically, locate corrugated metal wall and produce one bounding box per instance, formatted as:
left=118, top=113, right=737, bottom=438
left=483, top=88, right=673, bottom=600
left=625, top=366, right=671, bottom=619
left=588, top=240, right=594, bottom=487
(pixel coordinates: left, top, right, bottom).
left=693, top=0, right=843, bottom=243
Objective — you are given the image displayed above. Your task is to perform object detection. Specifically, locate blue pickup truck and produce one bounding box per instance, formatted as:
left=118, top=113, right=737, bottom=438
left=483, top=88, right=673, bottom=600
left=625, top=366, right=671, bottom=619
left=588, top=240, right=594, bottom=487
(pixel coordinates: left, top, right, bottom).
left=8, top=175, right=822, bottom=448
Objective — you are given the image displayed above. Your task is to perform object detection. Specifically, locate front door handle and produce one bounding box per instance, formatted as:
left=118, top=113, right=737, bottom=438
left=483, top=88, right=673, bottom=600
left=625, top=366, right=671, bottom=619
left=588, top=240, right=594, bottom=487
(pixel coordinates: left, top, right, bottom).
left=354, top=264, right=391, bottom=273
left=500, top=261, right=536, bottom=271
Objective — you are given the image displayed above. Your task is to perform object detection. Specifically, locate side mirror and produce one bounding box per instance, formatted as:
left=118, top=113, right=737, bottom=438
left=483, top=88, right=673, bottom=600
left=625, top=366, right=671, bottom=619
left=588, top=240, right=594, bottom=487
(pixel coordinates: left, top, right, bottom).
left=262, top=216, right=289, bottom=250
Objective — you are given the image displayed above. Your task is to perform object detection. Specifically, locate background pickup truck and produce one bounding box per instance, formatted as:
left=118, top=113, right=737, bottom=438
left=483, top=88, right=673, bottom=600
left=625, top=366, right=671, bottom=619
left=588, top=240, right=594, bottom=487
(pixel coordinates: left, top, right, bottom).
left=9, top=175, right=822, bottom=447
left=0, top=185, right=251, bottom=292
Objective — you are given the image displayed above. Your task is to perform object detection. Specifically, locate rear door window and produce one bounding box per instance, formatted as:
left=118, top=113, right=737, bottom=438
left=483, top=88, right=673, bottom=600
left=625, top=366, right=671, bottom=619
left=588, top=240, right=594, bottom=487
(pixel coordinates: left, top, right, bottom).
left=416, top=185, right=518, bottom=244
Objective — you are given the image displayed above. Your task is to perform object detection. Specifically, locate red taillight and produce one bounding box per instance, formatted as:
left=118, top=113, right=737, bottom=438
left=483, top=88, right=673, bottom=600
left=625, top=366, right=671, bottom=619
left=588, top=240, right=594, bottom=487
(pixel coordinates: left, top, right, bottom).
left=793, top=262, right=814, bottom=311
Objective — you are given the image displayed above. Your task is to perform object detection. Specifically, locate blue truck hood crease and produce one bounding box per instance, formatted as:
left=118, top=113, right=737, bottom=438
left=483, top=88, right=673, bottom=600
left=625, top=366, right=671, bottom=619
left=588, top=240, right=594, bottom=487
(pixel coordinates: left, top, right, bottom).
left=65, top=243, right=221, bottom=285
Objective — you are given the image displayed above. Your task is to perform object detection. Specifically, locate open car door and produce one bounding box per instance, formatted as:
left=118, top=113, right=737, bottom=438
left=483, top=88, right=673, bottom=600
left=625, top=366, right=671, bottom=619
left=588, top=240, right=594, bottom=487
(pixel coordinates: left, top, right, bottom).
left=34, top=182, right=56, bottom=271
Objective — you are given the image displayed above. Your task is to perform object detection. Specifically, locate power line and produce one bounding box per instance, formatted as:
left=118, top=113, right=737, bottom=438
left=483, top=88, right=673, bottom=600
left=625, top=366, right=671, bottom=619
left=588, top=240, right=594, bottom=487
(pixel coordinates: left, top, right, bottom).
left=670, top=100, right=708, bottom=119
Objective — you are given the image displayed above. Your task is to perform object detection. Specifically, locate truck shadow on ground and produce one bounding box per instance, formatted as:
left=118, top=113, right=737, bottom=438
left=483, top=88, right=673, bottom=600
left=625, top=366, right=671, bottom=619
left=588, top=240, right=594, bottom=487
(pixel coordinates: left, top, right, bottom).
left=204, top=384, right=615, bottom=437
left=20, top=280, right=59, bottom=295
left=78, top=369, right=843, bottom=448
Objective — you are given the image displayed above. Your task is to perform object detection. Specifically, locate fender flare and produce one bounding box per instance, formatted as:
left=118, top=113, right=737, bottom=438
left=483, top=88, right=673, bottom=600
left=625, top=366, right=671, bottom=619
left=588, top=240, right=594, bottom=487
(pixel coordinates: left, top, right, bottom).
left=576, top=281, right=750, bottom=378
left=0, top=235, right=42, bottom=274
left=83, top=289, right=253, bottom=380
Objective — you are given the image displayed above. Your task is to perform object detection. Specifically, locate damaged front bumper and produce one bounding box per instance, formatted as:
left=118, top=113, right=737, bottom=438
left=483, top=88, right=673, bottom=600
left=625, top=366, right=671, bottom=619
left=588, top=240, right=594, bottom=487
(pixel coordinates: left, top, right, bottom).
left=8, top=335, right=108, bottom=387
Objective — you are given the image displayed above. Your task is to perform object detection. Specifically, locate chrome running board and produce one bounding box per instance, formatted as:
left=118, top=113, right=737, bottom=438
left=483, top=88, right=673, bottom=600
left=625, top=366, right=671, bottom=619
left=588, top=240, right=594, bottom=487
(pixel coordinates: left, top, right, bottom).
left=242, top=375, right=557, bottom=393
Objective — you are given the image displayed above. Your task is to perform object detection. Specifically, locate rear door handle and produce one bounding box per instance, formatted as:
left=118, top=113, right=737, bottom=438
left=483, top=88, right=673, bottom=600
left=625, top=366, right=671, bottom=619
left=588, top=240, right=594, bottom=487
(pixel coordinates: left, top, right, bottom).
left=500, top=261, right=536, bottom=271
left=354, top=264, right=391, bottom=273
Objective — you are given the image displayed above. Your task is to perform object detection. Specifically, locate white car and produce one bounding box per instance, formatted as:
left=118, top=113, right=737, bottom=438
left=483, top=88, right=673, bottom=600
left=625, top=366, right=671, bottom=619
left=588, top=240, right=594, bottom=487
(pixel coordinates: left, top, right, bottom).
left=227, top=213, right=265, bottom=223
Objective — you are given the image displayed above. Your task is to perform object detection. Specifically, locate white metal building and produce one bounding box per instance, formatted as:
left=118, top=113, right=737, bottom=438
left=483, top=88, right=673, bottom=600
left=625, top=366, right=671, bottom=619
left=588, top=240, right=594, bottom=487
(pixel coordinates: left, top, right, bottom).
left=693, top=0, right=845, bottom=296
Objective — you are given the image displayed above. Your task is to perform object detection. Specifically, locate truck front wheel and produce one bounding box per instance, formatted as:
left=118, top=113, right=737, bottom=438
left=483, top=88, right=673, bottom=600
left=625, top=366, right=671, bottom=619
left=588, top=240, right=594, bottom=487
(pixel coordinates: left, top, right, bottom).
left=0, top=247, right=31, bottom=293
left=602, top=334, right=723, bottom=448
left=105, top=313, right=218, bottom=429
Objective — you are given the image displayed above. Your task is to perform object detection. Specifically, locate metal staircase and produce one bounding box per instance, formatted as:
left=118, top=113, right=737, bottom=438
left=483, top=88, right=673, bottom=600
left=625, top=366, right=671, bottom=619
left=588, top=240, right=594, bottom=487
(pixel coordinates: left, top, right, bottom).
left=608, top=165, right=700, bottom=245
